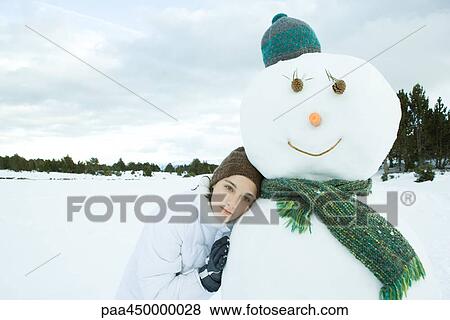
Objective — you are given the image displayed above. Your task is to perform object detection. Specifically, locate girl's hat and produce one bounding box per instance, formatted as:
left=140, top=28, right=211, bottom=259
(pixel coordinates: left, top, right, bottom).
left=210, top=146, right=263, bottom=197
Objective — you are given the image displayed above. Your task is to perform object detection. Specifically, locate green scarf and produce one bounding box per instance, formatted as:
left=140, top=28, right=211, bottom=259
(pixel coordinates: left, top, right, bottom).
left=261, top=177, right=426, bottom=300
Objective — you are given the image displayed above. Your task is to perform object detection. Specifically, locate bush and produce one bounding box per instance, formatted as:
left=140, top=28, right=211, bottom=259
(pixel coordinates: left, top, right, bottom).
left=414, top=164, right=435, bottom=182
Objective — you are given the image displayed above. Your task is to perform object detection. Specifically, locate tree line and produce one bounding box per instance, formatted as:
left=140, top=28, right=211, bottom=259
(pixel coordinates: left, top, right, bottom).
left=0, top=155, right=218, bottom=177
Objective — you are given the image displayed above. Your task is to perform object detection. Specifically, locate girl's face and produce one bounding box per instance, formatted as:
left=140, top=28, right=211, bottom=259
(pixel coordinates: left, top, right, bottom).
left=210, top=175, right=257, bottom=222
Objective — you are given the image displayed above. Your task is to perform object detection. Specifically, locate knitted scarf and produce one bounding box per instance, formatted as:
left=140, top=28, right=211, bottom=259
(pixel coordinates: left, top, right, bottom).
left=260, top=178, right=426, bottom=300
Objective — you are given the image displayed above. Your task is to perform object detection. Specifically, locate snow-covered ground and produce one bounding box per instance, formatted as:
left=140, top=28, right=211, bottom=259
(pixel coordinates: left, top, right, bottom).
left=0, top=169, right=449, bottom=299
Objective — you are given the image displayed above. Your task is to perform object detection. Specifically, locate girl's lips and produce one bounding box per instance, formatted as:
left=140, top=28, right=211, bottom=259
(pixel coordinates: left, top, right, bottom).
left=222, top=208, right=233, bottom=215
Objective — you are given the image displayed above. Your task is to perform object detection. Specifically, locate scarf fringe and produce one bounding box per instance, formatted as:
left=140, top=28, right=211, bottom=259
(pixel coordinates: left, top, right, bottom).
left=276, top=200, right=312, bottom=234
left=379, top=256, right=426, bottom=300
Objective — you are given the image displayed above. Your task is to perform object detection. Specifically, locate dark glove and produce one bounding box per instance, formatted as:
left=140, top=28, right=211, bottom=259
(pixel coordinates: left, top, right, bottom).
left=198, top=235, right=229, bottom=292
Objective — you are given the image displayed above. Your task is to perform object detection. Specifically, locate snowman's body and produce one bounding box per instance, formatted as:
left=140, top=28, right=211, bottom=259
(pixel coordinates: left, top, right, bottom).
left=221, top=53, right=441, bottom=299
left=221, top=199, right=440, bottom=299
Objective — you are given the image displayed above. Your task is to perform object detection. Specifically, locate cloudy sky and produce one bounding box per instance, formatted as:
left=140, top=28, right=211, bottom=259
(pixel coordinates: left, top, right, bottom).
left=1, top=0, right=449, bottom=166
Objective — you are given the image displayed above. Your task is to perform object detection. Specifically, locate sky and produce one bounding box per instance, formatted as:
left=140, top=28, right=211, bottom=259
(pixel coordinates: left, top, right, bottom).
left=0, top=0, right=449, bottom=166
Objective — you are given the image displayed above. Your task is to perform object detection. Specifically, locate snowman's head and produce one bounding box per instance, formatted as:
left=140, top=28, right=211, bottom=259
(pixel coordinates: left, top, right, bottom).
left=241, top=15, right=400, bottom=181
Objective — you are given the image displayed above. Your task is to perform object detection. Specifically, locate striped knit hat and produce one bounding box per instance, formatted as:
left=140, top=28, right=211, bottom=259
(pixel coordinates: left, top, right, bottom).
left=261, top=13, right=321, bottom=68
left=210, top=146, right=263, bottom=197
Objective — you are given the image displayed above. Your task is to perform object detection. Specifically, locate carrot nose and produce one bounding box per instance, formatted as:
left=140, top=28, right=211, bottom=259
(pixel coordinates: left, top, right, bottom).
left=309, top=112, right=321, bottom=127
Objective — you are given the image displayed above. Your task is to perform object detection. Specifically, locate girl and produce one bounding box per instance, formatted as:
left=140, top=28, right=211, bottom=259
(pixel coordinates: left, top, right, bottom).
left=116, top=146, right=263, bottom=299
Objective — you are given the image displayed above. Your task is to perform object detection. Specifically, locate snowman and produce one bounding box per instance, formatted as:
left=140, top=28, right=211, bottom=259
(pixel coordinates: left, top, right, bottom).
left=220, top=13, right=441, bottom=299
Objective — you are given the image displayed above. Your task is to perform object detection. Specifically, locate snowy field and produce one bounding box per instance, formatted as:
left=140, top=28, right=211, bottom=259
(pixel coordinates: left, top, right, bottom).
left=0, top=169, right=449, bottom=299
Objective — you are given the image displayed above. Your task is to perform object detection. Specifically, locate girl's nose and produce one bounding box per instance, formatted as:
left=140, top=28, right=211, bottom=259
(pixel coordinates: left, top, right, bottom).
left=309, top=112, right=321, bottom=127
left=225, top=200, right=236, bottom=211
left=225, top=194, right=240, bottom=212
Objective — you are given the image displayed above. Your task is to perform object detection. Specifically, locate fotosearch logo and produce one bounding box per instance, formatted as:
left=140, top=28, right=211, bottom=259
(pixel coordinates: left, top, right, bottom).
left=67, top=194, right=277, bottom=224
left=68, top=194, right=198, bottom=223
left=67, top=191, right=410, bottom=226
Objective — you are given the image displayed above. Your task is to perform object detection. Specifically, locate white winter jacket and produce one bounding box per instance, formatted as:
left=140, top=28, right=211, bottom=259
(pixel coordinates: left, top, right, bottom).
left=116, top=175, right=233, bottom=299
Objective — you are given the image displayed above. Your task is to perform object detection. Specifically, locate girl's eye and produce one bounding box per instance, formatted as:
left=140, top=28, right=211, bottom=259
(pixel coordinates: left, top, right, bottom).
left=244, top=196, right=252, bottom=203
left=224, top=184, right=233, bottom=191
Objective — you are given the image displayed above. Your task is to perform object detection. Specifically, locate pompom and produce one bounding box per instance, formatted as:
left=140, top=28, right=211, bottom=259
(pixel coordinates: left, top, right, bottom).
left=272, top=13, right=287, bottom=24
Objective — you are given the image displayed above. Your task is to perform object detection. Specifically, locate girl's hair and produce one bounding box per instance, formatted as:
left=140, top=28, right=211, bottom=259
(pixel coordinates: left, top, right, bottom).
left=204, top=175, right=214, bottom=202
left=191, top=175, right=214, bottom=202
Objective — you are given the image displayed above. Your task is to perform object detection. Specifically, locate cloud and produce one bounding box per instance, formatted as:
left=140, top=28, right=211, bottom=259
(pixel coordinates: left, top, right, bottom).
left=0, top=0, right=449, bottom=164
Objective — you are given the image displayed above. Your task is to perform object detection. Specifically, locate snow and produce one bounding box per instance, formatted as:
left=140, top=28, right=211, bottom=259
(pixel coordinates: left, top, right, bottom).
left=0, top=170, right=197, bottom=299
left=0, top=169, right=448, bottom=298
left=370, top=171, right=450, bottom=297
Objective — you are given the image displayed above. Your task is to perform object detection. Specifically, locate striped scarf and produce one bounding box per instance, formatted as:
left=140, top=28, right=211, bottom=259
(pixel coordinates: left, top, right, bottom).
left=260, top=177, right=426, bottom=300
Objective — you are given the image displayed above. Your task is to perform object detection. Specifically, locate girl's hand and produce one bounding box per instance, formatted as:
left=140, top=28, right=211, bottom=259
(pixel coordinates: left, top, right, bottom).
left=197, top=236, right=230, bottom=292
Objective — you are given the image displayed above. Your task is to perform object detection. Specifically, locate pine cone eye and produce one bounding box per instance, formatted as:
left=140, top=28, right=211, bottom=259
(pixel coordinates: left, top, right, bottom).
left=283, top=69, right=306, bottom=93
left=291, top=78, right=303, bottom=92
left=326, top=69, right=346, bottom=95
left=332, top=79, right=346, bottom=94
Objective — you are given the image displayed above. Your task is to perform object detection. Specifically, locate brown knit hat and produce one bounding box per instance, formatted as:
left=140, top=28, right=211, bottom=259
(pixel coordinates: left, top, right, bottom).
left=210, top=146, right=263, bottom=197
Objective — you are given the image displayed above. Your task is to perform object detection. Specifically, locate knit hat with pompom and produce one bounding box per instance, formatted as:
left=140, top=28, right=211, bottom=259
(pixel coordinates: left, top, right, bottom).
left=261, top=13, right=321, bottom=68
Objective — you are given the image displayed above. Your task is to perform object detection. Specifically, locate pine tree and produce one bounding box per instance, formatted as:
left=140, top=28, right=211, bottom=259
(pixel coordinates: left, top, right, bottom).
left=0, top=156, right=5, bottom=169
left=409, top=84, right=429, bottom=166
left=86, top=157, right=99, bottom=175
left=62, top=155, right=76, bottom=173
left=444, top=109, right=450, bottom=168
left=10, top=154, right=27, bottom=171
left=164, top=163, right=175, bottom=173
left=142, top=162, right=153, bottom=177
left=390, top=90, right=410, bottom=171
left=113, top=158, right=126, bottom=172
left=430, top=97, right=448, bottom=168
left=189, top=159, right=201, bottom=175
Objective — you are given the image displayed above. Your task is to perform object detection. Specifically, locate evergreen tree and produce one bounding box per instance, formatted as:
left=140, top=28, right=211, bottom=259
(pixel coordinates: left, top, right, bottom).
left=0, top=156, right=6, bottom=169
left=390, top=89, right=411, bottom=171
left=86, top=157, right=99, bottom=175
left=127, top=161, right=137, bottom=171
left=113, top=158, right=126, bottom=172
left=164, top=163, right=175, bottom=173
left=409, top=84, right=429, bottom=166
left=189, top=159, right=201, bottom=175
left=428, top=97, right=448, bottom=169
left=9, top=154, right=27, bottom=171
left=142, top=162, right=153, bottom=177
left=62, top=155, right=76, bottom=173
